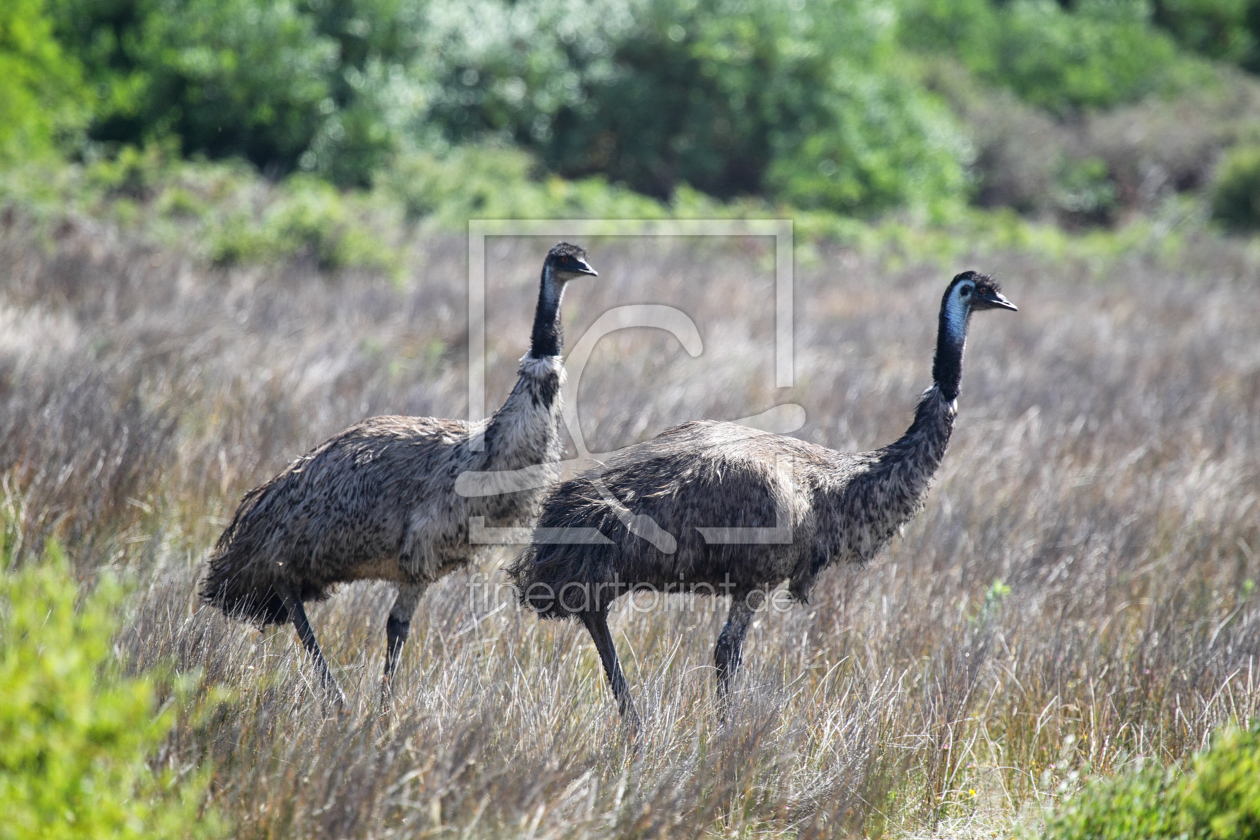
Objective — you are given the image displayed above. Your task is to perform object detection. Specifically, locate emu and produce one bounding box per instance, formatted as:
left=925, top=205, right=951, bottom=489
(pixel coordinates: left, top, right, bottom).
left=202, top=243, right=598, bottom=705
left=508, top=271, right=1016, bottom=723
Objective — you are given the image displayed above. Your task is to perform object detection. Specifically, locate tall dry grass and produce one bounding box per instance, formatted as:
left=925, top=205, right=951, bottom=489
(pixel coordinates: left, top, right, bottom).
left=1, top=209, right=1258, bottom=837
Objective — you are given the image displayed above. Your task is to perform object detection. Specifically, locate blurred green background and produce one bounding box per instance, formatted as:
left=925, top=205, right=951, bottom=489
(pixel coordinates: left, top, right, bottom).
left=5, top=0, right=1260, bottom=244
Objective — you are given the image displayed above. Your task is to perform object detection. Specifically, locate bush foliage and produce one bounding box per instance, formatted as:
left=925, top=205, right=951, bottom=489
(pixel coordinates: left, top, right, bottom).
left=1211, top=143, right=1260, bottom=231
left=427, top=0, right=967, bottom=214
left=900, top=0, right=1206, bottom=115
left=2, top=0, right=1258, bottom=225
left=17, top=0, right=1249, bottom=215
left=1151, top=0, right=1260, bottom=69
left=0, top=539, right=224, bottom=839
left=0, top=0, right=88, bottom=163
left=1042, top=722, right=1260, bottom=840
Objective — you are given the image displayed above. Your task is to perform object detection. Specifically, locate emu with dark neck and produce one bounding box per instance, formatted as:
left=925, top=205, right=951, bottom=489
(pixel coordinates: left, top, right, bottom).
left=509, top=270, right=1016, bottom=724
left=529, top=254, right=568, bottom=359
left=203, top=242, right=597, bottom=707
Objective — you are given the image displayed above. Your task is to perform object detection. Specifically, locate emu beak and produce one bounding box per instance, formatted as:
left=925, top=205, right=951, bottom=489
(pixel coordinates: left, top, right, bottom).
left=978, top=288, right=1017, bottom=311
left=575, top=259, right=598, bottom=277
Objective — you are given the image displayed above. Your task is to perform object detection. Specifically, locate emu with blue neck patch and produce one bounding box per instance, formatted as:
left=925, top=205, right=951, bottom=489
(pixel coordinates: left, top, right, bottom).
left=932, top=271, right=985, bottom=402
left=507, top=267, right=1016, bottom=723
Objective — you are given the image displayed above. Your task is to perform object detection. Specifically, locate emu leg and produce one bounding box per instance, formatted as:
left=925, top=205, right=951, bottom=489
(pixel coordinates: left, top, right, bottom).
left=381, top=581, right=427, bottom=708
left=282, top=587, right=347, bottom=707
left=580, top=610, right=640, bottom=728
left=714, top=592, right=760, bottom=699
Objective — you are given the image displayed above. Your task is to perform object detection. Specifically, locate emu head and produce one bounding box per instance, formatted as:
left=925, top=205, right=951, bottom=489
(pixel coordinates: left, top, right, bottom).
left=546, top=242, right=598, bottom=283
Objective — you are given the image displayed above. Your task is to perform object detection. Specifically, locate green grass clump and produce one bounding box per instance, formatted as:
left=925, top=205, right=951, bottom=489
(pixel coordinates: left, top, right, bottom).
left=381, top=144, right=674, bottom=224
left=1042, top=722, right=1260, bottom=840
left=0, top=144, right=403, bottom=275
left=0, top=541, right=225, bottom=840
left=208, top=174, right=399, bottom=274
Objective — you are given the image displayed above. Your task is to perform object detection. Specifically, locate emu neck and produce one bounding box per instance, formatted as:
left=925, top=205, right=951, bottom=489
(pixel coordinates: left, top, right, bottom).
left=885, top=385, right=957, bottom=473
left=482, top=262, right=566, bottom=468
left=931, top=293, right=969, bottom=403
left=529, top=264, right=565, bottom=359
left=859, top=299, right=969, bottom=515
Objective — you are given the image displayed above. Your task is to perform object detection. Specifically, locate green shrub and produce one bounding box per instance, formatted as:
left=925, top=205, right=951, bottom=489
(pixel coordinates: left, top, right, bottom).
left=0, top=0, right=89, bottom=163
left=430, top=0, right=968, bottom=215
left=53, top=0, right=973, bottom=212
left=208, top=174, right=398, bottom=272
left=1041, top=763, right=1179, bottom=840
left=48, top=0, right=423, bottom=187
left=1211, top=144, right=1260, bottom=231
left=83, top=140, right=178, bottom=201
left=1179, top=723, right=1260, bottom=838
left=1151, top=0, right=1258, bottom=65
left=761, top=55, right=967, bottom=217
left=129, top=0, right=338, bottom=174
left=383, top=144, right=544, bottom=222
left=1054, top=157, right=1118, bottom=225
left=1000, top=0, right=1190, bottom=114
left=381, top=144, right=672, bottom=224
left=0, top=541, right=224, bottom=839
left=1042, top=722, right=1260, bottom=840
left=899, top=0, right=1203, bottom=114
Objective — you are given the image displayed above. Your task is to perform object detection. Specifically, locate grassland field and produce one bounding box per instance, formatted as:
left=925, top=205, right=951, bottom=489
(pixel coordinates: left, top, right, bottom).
left=1, top=210, right=1258, bottom=838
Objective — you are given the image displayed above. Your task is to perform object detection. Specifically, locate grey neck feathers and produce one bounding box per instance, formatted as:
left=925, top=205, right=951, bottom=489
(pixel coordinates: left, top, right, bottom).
left=529, top=263, right=565, bottom=358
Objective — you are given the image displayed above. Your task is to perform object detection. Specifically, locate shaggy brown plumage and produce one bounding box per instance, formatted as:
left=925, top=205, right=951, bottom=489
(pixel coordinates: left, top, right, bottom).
left=203, top=243, right=597, bottom=704
left=508, top=271, right=1016, bottom=722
